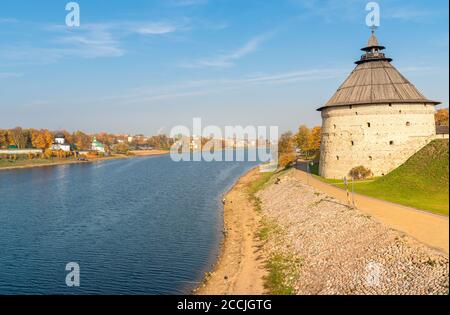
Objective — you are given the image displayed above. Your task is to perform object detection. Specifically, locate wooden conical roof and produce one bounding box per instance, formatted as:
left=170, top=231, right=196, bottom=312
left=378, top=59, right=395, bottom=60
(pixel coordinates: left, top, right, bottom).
left=318, top=32, right=440, bottom=111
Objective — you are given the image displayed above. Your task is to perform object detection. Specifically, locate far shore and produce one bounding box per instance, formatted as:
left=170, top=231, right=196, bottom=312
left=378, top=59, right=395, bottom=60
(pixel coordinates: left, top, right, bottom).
left=0, top=150, right=169, bottom=172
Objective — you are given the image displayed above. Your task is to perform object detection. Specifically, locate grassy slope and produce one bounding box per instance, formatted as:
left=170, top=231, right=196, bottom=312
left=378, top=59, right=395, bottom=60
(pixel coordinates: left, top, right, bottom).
left=345, top=140, right=449, bottom=215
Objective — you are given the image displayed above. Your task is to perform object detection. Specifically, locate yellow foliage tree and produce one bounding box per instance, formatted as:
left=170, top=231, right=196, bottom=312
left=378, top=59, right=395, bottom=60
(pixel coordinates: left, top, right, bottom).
left=44, top=148, right=53, bottom=159
left=309, top=126, right=322, bottom=153
left=294, top=125, right=311, bottom=154
left=31, top=129, right=54, bottom=150
left=0, top=129, right=7, bottom=148
left=44, top=130, right=54, bottom=148
left=294, top=125, right=322, bottom=158
left=435, top=108, right=449, bottom=127
left=278, top=131, right=296, bottom=168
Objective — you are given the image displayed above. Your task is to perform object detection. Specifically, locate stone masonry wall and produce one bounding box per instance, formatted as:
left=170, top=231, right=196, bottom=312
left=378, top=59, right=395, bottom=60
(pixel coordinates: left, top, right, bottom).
left=319, top=103, right=437, bottom=179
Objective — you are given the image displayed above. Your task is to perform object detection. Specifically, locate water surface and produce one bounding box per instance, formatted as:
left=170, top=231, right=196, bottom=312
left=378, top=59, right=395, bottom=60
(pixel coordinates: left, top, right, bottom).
left=0, top=154, right=258, bottom=294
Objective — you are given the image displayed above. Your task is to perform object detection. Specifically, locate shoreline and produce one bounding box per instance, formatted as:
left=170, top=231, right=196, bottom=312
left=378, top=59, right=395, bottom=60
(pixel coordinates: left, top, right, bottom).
left=195, top=167, right=267, bottom=295
left=0, top=150, right=169, bottom=172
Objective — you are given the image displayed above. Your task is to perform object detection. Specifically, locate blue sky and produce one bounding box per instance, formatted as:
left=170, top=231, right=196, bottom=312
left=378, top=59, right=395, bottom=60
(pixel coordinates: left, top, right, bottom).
left=0, top=0, right=448, bottom=135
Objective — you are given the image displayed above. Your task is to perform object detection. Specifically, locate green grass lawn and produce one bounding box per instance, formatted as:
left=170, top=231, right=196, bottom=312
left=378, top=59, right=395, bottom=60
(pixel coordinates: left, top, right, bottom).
left=332, top=140, right=449, bottom=215
left=308, top=161, right=344, bottom=184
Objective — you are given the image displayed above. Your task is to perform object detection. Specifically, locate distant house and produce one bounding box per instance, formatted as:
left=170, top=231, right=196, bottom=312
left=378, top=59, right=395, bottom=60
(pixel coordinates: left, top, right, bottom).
left=91, top=137, right=106, bottom=153
left=51, top=133, right=71, bottom=152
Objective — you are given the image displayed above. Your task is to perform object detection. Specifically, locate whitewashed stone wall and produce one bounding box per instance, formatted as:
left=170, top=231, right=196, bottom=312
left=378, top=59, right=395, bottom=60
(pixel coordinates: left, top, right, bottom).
left=319, top=103, right=437, bottom=179
left=0, top=149, right=43, bottom=155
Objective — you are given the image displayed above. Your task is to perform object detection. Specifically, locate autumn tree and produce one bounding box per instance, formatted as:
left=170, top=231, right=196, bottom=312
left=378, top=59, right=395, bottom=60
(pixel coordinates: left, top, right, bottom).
left=309, top=126, right=322, bottom=154
left=8, top=127, right=28, bottom=149
left=435, top=108, right=449, bottom=127
left=31, top=129, right=54, bottom=150
left=62, top=130, right=73, bottom=144
left=294, top=125, right=311, bottom=155
left=112, top=142, right=130, bottom=154
left=294, top=125, right=322, bottom=158
left=0, top=130, right=8, bottom=148
left=278, top=131, right=296, bottom=168
left=147, top=134, right=173, bottom=150
left=96, top=132, right=111, bottom=146
left=72, top=131, right=91, bottom=151
left=32, top=130, right=47, bottom=150
left=44, top=130, right=54, bottom=148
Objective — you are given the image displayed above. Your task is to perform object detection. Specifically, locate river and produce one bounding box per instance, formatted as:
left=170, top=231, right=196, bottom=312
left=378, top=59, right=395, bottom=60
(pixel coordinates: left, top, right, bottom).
left=0, top=154, right=258, bottom=294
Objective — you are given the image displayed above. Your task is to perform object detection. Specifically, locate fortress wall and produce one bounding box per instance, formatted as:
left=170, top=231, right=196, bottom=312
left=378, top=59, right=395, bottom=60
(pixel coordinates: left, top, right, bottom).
left=319, top=103, right=437, bottom=179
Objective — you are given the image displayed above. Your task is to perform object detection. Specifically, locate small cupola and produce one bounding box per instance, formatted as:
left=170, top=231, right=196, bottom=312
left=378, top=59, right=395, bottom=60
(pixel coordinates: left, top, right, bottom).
left=356, top=29, right=392, bottom=65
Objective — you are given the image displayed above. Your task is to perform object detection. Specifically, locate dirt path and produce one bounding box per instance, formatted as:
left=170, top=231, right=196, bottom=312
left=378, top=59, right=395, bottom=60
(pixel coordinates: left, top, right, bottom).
left=293, top=169, right=449, bottom=254
left=196, top=168, right=267, bottom=295
left=258, top=170, right=448, bottom=295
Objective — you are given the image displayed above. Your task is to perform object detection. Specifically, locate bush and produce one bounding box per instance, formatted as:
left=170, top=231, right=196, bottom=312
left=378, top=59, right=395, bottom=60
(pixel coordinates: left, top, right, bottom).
left=44, top=148, right=53, bottom=159
left=349, top=166, right=373, bottom=180
left=112, top=142, right=130, bottom=154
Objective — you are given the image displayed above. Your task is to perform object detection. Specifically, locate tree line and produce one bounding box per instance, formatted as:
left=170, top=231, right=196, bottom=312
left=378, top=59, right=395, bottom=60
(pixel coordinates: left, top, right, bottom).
left=278, top=125, right=322, bottom=168
left=0, top=127, right=175, bottom=152
left=435, top=108, right=449, bottom=127
left=0, top=127, right=99, bottom=151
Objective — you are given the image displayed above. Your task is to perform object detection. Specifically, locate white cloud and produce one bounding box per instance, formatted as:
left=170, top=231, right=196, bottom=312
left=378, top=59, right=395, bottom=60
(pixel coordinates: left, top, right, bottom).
left=182, top=33, right=274, bottom=68
left=0, top=20, right=182, bottom=64
left=52, top=24, right=124, bottom=58
left=100, top=67, right=346, bottom=105
left=132, top=23, right=178, bottom=35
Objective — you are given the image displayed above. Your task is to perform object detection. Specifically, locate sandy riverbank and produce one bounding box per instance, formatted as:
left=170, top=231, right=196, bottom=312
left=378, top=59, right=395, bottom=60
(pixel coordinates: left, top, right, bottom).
left=0, top=150, right=169, bottom=172
left=195, top=168, right=267, bottom=295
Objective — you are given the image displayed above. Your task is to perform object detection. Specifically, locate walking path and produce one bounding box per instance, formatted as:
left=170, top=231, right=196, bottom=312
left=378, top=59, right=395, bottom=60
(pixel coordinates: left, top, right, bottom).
left=293, top=169, right=449, bottom=254
left=258, top=171, right=448, bottom=294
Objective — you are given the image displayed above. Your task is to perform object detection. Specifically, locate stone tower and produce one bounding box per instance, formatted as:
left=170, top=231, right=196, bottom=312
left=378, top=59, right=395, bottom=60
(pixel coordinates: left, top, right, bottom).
left=318, top=30, right=440, bottom=179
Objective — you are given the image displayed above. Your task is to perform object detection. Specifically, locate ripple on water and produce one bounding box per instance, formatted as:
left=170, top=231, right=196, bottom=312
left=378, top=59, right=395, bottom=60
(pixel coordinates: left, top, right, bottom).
left=0, top=155, right=258, bottom=294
